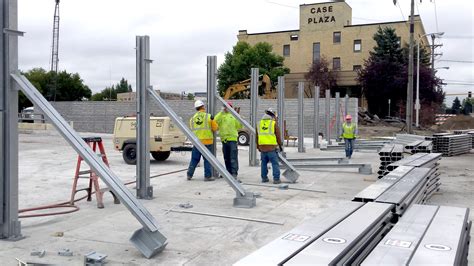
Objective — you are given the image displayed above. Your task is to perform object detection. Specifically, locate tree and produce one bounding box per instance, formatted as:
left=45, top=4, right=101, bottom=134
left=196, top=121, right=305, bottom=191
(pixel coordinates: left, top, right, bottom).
left=305, top=56, right=337, bottom=97
left=358, top=27, right=444, bottom=122
left=462, top=98, right=473, bottom=114
left=451, top=97, right=462, bottom=114
left=217, top=41, right=290, bottom=99
left=21, top=68, right=92, bottom=110
left=91, top=77, right=132, bottom=101
left=187, top=93, right=195, bottom=100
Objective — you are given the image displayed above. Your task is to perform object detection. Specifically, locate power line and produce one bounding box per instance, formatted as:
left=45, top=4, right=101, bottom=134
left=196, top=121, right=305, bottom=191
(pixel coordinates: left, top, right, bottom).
left=433, top=0, right=439, bottom=33
left=443, top=35, right=474, bottom=39
left=264, top=0, right=297, bottom=9
left=438, top=59, right=474, bottom=64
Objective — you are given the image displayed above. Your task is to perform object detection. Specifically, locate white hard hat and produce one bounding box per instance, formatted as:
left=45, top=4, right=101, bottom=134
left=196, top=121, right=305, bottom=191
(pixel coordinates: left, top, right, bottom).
left=265, top=108, right=276, bottom=117
left=194, top=100, right=205, bottom=109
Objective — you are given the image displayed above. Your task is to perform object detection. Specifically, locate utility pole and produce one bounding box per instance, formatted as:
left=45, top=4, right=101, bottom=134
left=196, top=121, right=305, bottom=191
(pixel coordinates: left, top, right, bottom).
left=406, top=0, right=415, bottom=133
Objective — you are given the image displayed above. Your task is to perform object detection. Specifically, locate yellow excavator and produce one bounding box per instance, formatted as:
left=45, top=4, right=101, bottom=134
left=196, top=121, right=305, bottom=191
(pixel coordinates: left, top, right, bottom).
left=223, top=74, right=276, bottom=100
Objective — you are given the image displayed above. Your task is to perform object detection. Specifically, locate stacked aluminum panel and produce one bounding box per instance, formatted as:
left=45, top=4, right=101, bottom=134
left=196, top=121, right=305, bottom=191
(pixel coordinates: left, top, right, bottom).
left=469, top=131, right=474, bottom=149
left=454, top=129, right=474, bottom=134
left=363, top=204, right=471, bottom=266
left=433, top=134, right=472, bottom=156
left=393, top=134, right=426, bottom=146
left=411, top=140, right=432, bottom=154
left=377, top=144, right=404, bottom=178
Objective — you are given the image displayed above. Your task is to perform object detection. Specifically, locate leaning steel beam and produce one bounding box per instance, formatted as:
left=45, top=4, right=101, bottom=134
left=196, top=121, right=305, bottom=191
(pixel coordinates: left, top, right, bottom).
left=12, top=73, right=166, bottom=258
left=234, top=202, right=364, bottom=266
left=216, top=95, right=300, bottom=183
left=0, top=0, right=22, bottom=240
left=147, top=88, right=256, bottom=208
left=285, top=202, right=393, bottom=265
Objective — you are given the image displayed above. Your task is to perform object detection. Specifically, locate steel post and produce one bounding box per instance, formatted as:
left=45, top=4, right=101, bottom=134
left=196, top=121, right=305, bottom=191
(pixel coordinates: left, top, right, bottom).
left=277, top=76, right=285, bottom=143
left=206, top=56, right=218, bottom=177
left=335, top=92, right=341, bottom=142
left=13, top=74, right=167, bottom=258
left=325, top=89, right=331, bottom=145
left=0, top=0, right=22, bottom=240
left=297, top=82, right=305, bottom=152
left=147, top=88, right=256, bottom=208
left=216, top=95, right=300, bottom=183
left=136, top=36, right=152, bottom=199
left=313, top=86, right=320, bottom=148
left=249, top=68, right=259, bottom=166
left=344, top=94, right=349, bottom=117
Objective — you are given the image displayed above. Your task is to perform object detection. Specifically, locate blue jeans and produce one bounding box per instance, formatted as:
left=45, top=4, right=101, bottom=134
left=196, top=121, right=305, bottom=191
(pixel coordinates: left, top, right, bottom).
left=222, top=141, right=238, bottom=177
left=344, top=138, right=354, bottom=158
left=187, top=145, right=212, bottom=178
left=260, top=150, right=280, bottom=181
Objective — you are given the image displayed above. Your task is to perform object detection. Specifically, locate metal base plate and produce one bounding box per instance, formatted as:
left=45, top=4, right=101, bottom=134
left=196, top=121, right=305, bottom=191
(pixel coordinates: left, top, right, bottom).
left=233, top=192, right=257, bottom=208
left=283, top=169, right=299, bottom=183
left=130, top=227, right=168, bottom=259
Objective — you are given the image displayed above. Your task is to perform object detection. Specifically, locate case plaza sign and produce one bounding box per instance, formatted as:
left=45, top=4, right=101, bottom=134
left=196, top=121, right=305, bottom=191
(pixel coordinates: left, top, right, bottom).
left=307, top=5, right=336, bottom=24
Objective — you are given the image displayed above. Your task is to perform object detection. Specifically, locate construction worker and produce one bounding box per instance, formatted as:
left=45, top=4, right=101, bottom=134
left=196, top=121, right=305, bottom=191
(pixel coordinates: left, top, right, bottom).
left=187, top=100, right=218, bottom=181
left=340, top=114, right=357, bottom=159
left=257, top=108, right=282, bottom=184
left=215, top=101, right=243, bottom=181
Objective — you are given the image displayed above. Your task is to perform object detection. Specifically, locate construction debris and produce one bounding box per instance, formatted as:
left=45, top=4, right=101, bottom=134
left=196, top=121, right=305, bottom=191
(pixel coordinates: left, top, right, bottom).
left=57, top=249, right=73, bottom=257
left=84, top=251, right=107, bottom=266
left=30, top=250, right=46, bottom=258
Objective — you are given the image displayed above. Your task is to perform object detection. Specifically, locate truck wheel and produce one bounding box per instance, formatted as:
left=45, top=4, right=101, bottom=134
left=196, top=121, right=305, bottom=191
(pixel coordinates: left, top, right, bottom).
left=238, top=131, right=250, bottom=146
left=151, top=151, right=171, bottom=161
left=122, top=143, right=137, bottom=165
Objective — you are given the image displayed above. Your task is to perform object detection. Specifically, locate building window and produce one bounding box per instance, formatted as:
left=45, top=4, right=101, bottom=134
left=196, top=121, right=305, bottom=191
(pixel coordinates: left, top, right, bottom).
left=283, top=44, right=290, bottom=56
left=290, top=34, right=298, bottom=41
left=333, top=57, right=341, bottom=70
left=353, top=65, right=362, bottom=71
left=333, top=32, right=341, bottom=44
left=354, top=40, right=362, bottom=52
left=313, top=42, right=320, bottom=63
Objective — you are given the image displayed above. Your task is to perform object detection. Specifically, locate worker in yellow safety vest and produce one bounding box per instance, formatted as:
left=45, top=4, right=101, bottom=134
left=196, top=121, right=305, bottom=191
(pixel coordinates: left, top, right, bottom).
left=256, top=108, right=283, bottom=184
left=187, top=100, right=218, bottom=181
left=340, top=114, right=357, bottom=159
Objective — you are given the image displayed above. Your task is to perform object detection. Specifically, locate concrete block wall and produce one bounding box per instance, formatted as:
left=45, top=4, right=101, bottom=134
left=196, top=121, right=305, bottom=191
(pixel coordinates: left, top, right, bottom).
left=50, top=98, right=357, bottom=138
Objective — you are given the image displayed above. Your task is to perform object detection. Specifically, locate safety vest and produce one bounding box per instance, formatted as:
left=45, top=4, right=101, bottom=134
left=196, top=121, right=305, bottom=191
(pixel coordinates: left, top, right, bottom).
left=258, top=119, right=277, bottom=145
left=190, top=112, right=213, bottom=140
left=342, top=122, right=356, bottom=139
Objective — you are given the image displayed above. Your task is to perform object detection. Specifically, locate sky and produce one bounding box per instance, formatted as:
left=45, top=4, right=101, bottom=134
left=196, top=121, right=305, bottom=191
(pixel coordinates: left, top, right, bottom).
left=18, top=0, right=473, bottom=102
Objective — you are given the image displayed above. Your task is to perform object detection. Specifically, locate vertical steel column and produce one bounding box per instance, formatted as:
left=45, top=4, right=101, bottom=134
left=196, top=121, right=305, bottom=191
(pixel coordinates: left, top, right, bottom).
left=313, top=86, right=320, bottom=148
left=335, top=92, right=341, bottom=142
left=0, top=0, right=22, bottom=240
left=325, top=89, right=331, bottom=145
left=206, top=56, right=217, bottom=177
left=277, top=76, right=285, bottom=143
left=344, top=94, right=349, bottom=116
left=249, top=68, right=259, bottom=166
left=297, top=82, right=305, bottom=152
left=136, top=36, right=152, bottom=199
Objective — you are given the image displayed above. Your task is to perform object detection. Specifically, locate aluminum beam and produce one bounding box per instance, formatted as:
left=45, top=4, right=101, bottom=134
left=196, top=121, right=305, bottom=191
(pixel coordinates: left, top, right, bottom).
left=147, top=88, right=256, bottom=208
left=0, top=0, right=21, bottom=240
left=285, top=202, right=393, bottom=265
left=325, top=89, right=331, bottom=144
left=313, top=86, right=320, bottom=148
left=12, top=74, right=166, bottom=258
left=410, top=206, right=470, bottom=265
left=206, top=56, right=218, bottom=177
left=216, top=95, right=299, bottom=183
left=344, top=93, right=349, bottom=116
left=249, top=68, right=259, bottom=166
left=136, top=36, right=152, bottom=199
left=286, top=157, right=348, bottom=164
left=335, top=92, right=341, bottom=142
left=277, top=76, right=285, bottom=143
left=297, top=81, right=305, bottom=152
left=234, top=202, right=364, bottom=266
left=283, top=163, right=372, bottom=175
left=362, top=204, right=439, bottom=265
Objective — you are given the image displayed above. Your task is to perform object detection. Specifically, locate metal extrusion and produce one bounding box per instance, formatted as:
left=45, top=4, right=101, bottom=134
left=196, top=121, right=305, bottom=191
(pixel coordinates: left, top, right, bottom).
left=216, top=95, right=299, bottom=183
left=136, top=36, right=153, bottom=199
left=297, top=82, right=305, bottom=152
left=313, top=86, right=320, bottom=148
left=249, top=68, right=259, bottom=166
left=147, top=88, right=256, bottom=208
left=325, top=89, right=331, bottom=144
left=206, top=56, right=218, bottom=177
left=282, top=163, right=372, bottom=175
left=344, top=94, right=349, bottom=116
left=277, top=76, right=285, bottom=143
left=12, top=73, right=167, bottom=258
left=335, top=92, right=341, bottom=142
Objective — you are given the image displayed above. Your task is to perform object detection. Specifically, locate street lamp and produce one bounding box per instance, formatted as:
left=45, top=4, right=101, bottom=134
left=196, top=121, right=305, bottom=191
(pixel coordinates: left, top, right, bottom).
left=435, top=66, right=450, bottom=70
left=416, top=32, right=444, bottom=127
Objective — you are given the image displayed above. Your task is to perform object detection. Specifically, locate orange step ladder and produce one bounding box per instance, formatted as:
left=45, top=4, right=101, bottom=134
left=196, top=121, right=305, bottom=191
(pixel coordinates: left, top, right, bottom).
left=70, top=137, right=119, bottom=208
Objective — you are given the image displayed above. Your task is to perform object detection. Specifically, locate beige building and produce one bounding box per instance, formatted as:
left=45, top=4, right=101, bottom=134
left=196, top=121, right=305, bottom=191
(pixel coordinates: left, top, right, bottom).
left=117, top=90, right=183, bottom=101
left=237, top=0, right=428, bottom=99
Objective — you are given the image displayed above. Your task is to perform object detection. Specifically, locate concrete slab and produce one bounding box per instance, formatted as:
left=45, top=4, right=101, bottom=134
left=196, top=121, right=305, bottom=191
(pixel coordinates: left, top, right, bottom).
left=0, top=130, right=471, bottom=265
